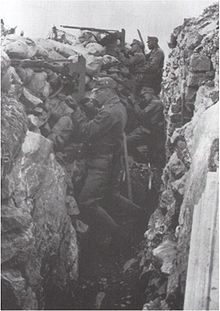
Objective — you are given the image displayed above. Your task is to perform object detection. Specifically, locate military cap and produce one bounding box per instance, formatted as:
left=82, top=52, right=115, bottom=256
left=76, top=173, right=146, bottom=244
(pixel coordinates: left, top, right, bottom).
left=140, top=87, right=155, bottom=95
left=147, top=36, right=159, bottom=43
left=131, top=39, right=144, bottom=48
left=94, top=77, right=117, bottom=89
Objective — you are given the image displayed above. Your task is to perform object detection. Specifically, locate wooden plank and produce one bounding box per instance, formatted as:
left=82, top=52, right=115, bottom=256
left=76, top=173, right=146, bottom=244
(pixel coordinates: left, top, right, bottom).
left=184, top=171, right=219, bottom=310
left=208, top=189, right=219, bottom=310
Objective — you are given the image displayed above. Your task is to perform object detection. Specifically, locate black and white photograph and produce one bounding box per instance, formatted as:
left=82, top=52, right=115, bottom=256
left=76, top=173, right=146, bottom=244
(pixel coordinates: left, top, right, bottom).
left=1, top=0, right=219, bottom=310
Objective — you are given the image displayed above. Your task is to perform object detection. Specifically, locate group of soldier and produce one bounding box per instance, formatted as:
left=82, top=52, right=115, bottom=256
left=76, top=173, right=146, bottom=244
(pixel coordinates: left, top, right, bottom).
left=49, top=35, right=165, bottom=247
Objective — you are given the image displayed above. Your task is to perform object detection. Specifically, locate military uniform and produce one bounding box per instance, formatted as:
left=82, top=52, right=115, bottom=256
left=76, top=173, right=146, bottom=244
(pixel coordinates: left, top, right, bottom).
left=127, top=89, right=165, bottom=166
left=121, top=39, right=146, bottom=95
left=47, top=115, right=74, bottom=151
left=47, top=96, right=76, bottom=152
left=141, top=37, right=165, bottom=95
left=72, top=81, right=127, bottom=233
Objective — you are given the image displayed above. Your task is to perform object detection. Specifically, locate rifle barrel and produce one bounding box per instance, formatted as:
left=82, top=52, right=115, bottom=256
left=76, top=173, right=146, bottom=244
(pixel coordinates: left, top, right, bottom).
left=137, top=29, right=146, bottom=55
left=60, top=25, right=117, bottom=33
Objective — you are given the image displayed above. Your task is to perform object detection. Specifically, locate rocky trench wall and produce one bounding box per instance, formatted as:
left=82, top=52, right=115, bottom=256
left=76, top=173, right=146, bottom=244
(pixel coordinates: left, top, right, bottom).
left=0, top=20, right=110, bottom=310
left=141, top=3, right=219, bottom=310
left=1, top=94, right=79, bottom=309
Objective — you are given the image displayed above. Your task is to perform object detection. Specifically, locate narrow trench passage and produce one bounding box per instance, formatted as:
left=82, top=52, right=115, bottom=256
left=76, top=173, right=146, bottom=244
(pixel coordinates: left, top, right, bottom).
left=75, top=195, right=160, bottom=309
left=45, top=162, right=161, bottom=310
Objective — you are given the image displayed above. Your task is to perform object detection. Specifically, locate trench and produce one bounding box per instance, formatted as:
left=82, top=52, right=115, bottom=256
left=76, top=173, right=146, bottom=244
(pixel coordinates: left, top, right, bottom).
left=44, top=158, right=162, bottom=310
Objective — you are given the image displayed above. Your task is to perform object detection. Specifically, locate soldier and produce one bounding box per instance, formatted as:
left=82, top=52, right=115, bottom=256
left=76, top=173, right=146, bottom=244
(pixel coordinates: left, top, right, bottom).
left=127, top=87, right=165, bottom=167
left=71, top=77, right=128, bottom=240
left=141, top=36, right=165, bottom=95
left=120, top=39, right=146, bottom=96
left=98, top=31, right=122, bottom=57
left=47, top=96, right=76, bottom=152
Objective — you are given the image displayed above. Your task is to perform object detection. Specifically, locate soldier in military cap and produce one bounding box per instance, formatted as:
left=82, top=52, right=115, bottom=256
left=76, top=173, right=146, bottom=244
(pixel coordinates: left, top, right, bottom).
left=140, top=36, right=165, bottom=95
left=71, top=77, right=127, bottom=241
left=120, top=39, right=146, bottom=96
left=127, top=87, right=165, bottom=166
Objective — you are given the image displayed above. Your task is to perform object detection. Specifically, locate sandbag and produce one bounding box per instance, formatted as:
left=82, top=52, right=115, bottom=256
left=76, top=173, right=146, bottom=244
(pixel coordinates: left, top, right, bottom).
left=16, top=67, right=35, bottom=85
left=69, top=43, right=87, bottom=57
left=36, top=38, right=78, bottom=59
left=85, top=42, right=106, bottom=56
left=47, top=49, right=66, bottom=60
left=85, top=54, right=103, bottom=76
left=35, top=38, right=56, bottom=51
left=26, top=72, right=50, bottom=99
left=35, top=44, right=49, bottom=58
left=49, top=39, right=78, bottom=58
left=23, top=87, right=43, bottom=107
left=3, top=36, right=38, bottom=59
left=35, top=38, right=65, bottom=59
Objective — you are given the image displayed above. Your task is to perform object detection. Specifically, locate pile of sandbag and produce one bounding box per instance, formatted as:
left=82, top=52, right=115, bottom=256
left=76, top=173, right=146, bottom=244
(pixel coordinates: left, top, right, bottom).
left=1, top=26, right=133, bottom=147
left=2, top=29, right=126, bottom=79
left=2, top=33, right=106, bottom=76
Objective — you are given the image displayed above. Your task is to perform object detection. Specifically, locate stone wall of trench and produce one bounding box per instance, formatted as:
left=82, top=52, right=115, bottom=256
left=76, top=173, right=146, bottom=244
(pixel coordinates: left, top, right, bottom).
left=141, top=3, right=219, bottom=310
left=1, top=94, right=79, bottom=309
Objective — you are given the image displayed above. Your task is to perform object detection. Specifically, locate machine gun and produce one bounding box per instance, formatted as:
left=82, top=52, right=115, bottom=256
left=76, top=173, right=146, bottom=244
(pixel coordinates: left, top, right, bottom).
left=11, top=56, right=86, bottom=101
left=60, top=25, right=126, bottom=50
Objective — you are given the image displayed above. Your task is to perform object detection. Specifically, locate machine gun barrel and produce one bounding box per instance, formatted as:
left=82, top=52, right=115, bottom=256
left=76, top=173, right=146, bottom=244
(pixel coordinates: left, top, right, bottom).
left=60, top=25, right=117, bottom=33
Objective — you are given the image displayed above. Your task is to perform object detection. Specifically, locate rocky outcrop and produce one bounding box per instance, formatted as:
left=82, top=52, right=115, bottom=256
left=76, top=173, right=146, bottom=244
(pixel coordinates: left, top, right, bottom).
left=163, top=3, right=218, bottom=157
left=1, top=95, right=78, bottom=309
left=141, top=3, right=219, bottom=310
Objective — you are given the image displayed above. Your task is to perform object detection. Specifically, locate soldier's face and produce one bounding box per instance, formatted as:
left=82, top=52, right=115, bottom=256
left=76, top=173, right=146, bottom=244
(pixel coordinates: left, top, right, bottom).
left=130, top=44, right=138, bottom=53
left=147, top=40, right=155, bottom=50
left=91, top=88, right=107, bottom=107
left=140, top=92, right=153, bottom=107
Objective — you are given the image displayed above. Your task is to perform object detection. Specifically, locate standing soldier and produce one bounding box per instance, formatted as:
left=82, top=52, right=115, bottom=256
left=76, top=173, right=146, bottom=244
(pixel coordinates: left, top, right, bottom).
left=71, top=77, right=128, bottom=241
left=127, top=87, right=165, bottom=167
left=120, top=39, right=146, bottom=96
left=141, top=36, right=165, bottom=95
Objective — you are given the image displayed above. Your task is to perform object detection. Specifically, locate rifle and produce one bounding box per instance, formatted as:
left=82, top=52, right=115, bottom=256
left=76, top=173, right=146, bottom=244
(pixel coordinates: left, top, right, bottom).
left=137, top=29, right=146, bottom=56
left=11, top=57, right=85, bottom=76
left=11, top=56, right=86, bottom=100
